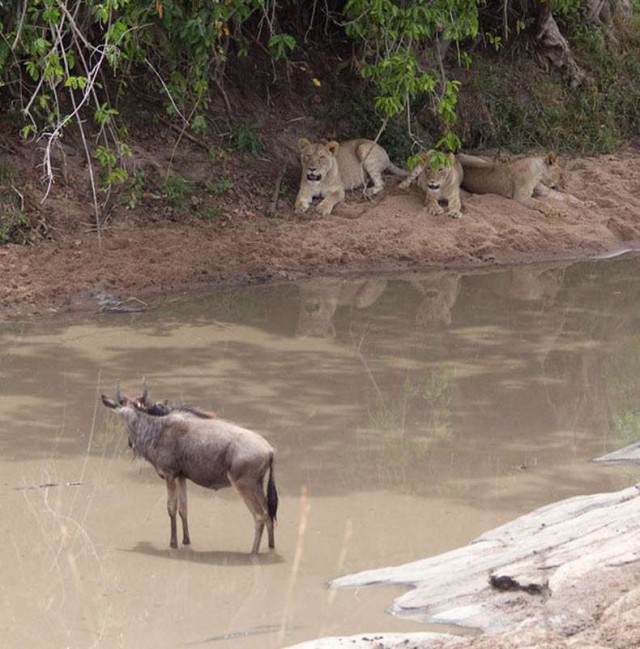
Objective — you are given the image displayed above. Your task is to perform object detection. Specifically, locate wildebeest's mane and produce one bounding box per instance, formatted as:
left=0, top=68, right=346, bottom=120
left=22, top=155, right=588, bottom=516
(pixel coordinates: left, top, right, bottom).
left=141, top=401, right=214, bottom=419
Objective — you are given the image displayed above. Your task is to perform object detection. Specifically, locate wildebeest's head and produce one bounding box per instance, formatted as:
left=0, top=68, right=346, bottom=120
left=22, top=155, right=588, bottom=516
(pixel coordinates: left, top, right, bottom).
left=101, top=378, right=214, bottom=423
left=101, top=378, right=136, bottom=410
left=101, top=378, right=166, bottom=452
left=101, top=377, right=168, bottom=411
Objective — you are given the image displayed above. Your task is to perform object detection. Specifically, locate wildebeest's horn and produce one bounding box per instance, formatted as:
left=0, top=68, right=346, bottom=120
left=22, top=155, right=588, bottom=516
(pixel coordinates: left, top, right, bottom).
left=141, top=377, right=148, bottom=402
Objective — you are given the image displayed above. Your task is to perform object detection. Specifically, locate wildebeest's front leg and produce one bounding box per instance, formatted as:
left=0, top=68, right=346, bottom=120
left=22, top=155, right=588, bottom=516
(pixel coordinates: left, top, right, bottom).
left=178, top=476, right=191, bottom=545
left=166, top=476, right=179, bottom=548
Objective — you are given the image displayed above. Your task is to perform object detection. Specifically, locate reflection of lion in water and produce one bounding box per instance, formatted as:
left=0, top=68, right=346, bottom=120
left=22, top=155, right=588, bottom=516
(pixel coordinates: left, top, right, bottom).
left=294, top=138, right=408, bottom=216
left=484, top=267, right=565, bottom=305
left=410, top=274, right=461, bottom=327
left=458, top=152, right=585, bottom=216
left=296, top=277, right=388, bottom=337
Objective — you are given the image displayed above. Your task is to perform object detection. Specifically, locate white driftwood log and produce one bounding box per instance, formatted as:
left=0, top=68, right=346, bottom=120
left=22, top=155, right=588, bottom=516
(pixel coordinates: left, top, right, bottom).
left=286, top=632, right=464, bottom=649
left=286, top=446, right=640, bottom=648
left=328, top=484, right=640, bottom=633
left=592, top=440, right=640, bottom=464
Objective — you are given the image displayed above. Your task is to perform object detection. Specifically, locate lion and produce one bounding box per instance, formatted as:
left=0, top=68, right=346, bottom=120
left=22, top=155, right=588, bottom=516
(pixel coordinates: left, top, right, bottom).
left=458, top=152, right=584, bottom=216
left=294, top=138, right=408, bottom=216
left=415, top=152, right=464, bottom=218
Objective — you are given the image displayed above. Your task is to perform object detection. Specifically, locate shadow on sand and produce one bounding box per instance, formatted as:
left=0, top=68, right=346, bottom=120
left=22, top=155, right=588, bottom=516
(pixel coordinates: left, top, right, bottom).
left=123, top=541, right=284, bottom=566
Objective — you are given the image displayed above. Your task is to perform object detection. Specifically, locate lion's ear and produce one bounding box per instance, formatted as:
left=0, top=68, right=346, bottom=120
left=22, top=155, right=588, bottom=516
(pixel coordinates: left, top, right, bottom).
left=545, top=152, right=558, bottom=166
left=298, top=138, right=311, bottom=152
left=325, top=141, right=340, bottom=156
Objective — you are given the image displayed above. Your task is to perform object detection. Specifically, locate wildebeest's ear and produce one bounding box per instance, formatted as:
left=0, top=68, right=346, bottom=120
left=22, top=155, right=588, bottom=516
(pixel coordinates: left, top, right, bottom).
left=101, top=395, right=118, bottom=409
left=298, top=138, right=311, bottom=152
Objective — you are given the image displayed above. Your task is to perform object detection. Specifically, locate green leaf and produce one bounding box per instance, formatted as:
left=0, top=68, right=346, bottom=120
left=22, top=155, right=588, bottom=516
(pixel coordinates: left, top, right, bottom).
left=268, top=33, right=297, bottom=61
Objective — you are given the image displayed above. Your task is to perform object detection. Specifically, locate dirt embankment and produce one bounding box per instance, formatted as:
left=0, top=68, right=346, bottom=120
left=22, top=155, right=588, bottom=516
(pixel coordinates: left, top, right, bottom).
left=1, top=134, right=640, bottom=321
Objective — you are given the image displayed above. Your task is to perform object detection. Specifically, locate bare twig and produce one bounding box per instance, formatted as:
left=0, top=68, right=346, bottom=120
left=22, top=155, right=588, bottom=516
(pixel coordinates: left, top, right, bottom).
left=398, top=160, right=426, bottom=190
left=267, top=166, right=285, bottom=217
left=10, top=184, right=24, bottom=212
left=158, top=116, right=211, bottom=153
left=144, top=57, right=189, bottom=125
left=212, top=74, right=234, bottom=123
left=11, top=0, right=28, bottom=51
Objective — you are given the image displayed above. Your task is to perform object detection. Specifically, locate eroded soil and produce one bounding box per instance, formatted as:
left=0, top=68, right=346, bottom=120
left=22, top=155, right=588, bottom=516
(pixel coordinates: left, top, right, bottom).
left=2, top=131, right=640, bottom=321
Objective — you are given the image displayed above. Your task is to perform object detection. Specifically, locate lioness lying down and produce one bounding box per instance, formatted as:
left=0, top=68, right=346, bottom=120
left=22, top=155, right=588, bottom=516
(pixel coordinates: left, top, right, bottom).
left=415, top=152, right=464, bottom=219
left=458, top=152, right=583, bottom=216
left=295, top=138, right=408, bottom=216
left=398, top=152, right=464, bottom=218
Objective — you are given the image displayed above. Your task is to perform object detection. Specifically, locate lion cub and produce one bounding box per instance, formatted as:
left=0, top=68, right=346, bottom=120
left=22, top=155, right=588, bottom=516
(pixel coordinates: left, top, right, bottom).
left=415, top=152, right=464, bottom=218
left=294, top=138, right=408, bottom=216
left=458, top=152, right=568, bottom=216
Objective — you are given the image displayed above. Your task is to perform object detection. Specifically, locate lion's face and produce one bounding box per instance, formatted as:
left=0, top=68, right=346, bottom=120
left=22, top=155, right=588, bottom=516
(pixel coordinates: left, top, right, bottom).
left=543, top=164, right=564, bottom=189
left=418, top=152, right=460, bottom=199
left=422, top=167, right=452, bottom=197
left=298, top=139, right=339, bottom=184
left=542, top=152, right=565, bottom=189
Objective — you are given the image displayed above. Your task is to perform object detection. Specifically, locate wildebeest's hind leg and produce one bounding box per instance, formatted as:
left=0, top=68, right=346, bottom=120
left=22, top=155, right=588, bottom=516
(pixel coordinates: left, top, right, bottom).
left=166, top=476, right=179, bottom=548
left=229, top=472, right=268, bottom=554
left=254, top=477, right=275, bottom=550
left=178, top=476, right=191, bottom=545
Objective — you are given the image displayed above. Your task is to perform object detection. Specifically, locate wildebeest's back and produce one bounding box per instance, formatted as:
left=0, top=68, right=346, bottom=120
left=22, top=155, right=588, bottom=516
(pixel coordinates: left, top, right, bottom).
left=160, top=415, right=274, bottom=490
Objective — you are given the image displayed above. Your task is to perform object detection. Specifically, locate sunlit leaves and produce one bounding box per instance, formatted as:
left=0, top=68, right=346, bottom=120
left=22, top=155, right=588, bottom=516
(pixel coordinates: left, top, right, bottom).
left=64, top=76, right=87, bottom=90
left=30, top=37, right=50, bottom=56
left=344, top=0, right=480, bottom=147
left=25, top=59, right=39, bottom=81
left=438, top=80, right=461, bottom=125
left=363, top=52, right=437, bottom=118
left=95, top=144, right=128, bottom=188
left=94, top=103, right=119, bottom=126
left=20, top=124, right=37, bottom=140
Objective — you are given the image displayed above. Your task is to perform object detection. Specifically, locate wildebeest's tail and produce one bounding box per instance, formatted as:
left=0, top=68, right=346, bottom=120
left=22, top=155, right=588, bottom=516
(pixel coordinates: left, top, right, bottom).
left=267, top=458, right=278, bottom=522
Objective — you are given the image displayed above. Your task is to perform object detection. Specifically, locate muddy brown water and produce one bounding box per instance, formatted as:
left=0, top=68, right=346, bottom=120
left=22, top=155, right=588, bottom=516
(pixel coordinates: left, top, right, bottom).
left=2, top=257, right=640, bottom=649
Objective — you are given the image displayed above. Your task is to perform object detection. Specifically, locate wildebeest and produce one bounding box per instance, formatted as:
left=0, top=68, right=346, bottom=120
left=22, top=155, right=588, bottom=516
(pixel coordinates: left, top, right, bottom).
left=101, top=380, right=278, bottom=554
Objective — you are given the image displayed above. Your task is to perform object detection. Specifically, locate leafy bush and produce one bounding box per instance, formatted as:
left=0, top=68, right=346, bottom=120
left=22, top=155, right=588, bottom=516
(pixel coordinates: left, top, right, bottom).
left=343, top=0, right=479, bottom=152
left=458, top=19, right=640, bottom=155
left=0, top=0, right=639, bottom=246
left=234, top=121, right=263, bottom=157
left=164, top=174, right=189, bottom=210
left=0, top=210, right=30, bottom=245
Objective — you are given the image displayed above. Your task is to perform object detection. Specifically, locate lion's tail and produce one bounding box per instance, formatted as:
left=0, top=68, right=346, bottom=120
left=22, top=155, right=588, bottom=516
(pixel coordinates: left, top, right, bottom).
left=387, top=162, right=410, bottom=178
